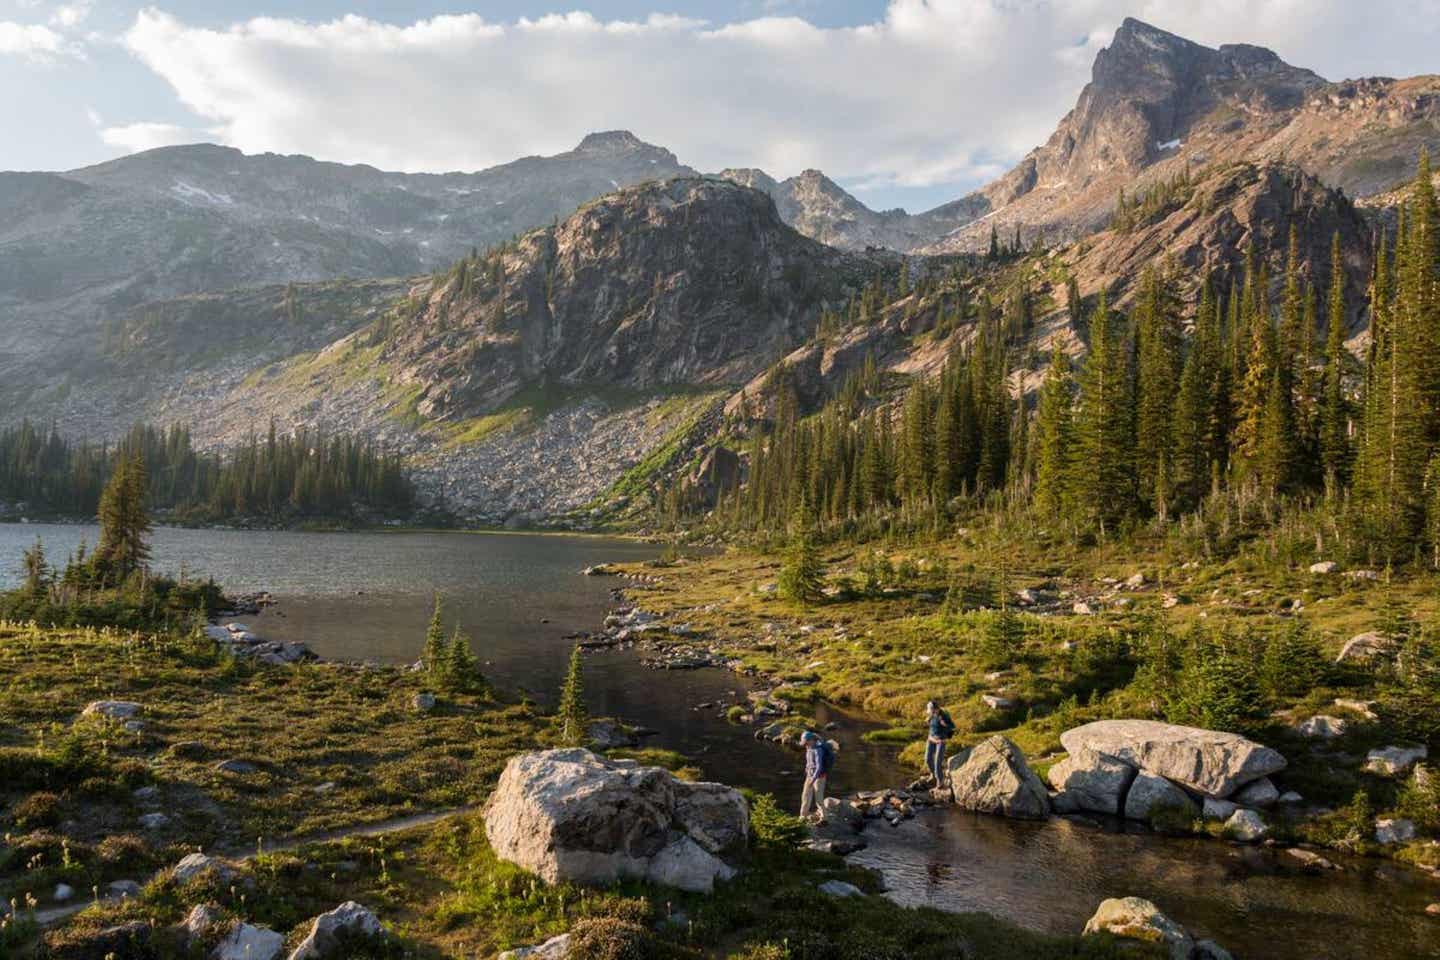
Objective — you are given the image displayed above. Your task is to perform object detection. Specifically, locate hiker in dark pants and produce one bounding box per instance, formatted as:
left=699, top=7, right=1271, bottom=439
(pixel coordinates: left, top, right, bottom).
left=925, top=700, right=956, bottom=787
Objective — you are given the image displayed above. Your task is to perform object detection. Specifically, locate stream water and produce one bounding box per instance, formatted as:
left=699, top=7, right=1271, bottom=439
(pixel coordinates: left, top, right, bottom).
left=1, top=523, right=1435, bottom=959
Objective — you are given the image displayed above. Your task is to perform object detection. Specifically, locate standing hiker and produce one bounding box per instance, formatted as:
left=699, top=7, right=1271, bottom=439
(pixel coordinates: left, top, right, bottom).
left=799, top=730, right=834, bottom=821
left=925, top=699, right=955, bottom=787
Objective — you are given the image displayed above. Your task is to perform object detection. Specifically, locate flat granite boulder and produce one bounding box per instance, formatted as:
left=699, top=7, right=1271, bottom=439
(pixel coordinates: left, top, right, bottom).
left=1061, top=720, right=1285, bottom=798
left=484, top=749, right=748, bottom=893
left=947, top=735, right=1049, bottom=820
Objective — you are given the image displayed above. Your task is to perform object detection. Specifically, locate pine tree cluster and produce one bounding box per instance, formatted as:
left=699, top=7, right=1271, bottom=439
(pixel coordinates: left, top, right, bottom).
left=691, top=156, right=1440, bottom=570
left=0, top=421, right=412, bottom=523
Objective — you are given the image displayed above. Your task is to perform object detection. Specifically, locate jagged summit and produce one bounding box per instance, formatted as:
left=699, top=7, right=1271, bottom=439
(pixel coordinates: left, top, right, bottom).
left=921, top=18, right=1429, bottom=253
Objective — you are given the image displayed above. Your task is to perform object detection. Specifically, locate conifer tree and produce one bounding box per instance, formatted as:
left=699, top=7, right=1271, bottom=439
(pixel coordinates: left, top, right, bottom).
left=1073, top=292, right=1136, bottom=530
left=1135, top=266, right=1182, bottom=518
left=423, top=594, right=448, bottom=672
left=94, top=453, right=151, bottom=582
left=778, top=500, right=825, bottom=602
left=1356, top=159, right=1434, bottom=561
left=556, top=645, right=588, bottom=746
left=21, top=536, right=49, bottom=597
left=1173, top=282, right=1220, bottom=509
left=1032, top=345, right=1074, bottom=517
left=1320, top=232, right=1352, bottom=492
left=445, top=624, right=483, bottom=692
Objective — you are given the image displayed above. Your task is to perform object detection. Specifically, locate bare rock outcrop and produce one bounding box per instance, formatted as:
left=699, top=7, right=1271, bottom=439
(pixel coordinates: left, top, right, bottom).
left=1060, top=719, right=1285, bottom=799
left=484, top=749, right=749, bottom=893
left=947, top=735, right=1050, bottom=820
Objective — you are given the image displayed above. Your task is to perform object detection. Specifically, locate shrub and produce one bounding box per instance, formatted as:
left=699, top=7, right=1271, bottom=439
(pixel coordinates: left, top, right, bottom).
left=12, top=791, right=62, bottom=829
left=567, top=917, right=694, bottom=960
left=748, top=794, right=808, bottom=850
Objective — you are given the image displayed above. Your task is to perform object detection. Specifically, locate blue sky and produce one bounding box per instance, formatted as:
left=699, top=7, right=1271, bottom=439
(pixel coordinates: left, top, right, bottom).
left=5, top=1, right=1438, bottom=213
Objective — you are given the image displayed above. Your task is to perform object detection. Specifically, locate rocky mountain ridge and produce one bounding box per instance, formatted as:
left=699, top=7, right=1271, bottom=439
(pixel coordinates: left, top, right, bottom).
left=922, top=18, right=1440, bottom=253
left=3, top=17, right=1435, bottom=525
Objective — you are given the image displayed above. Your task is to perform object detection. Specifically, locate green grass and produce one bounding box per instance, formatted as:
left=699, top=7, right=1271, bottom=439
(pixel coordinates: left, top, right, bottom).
left=30, top=803, right=1160, bottom=960
left=0, top=622, right=545, bottom=908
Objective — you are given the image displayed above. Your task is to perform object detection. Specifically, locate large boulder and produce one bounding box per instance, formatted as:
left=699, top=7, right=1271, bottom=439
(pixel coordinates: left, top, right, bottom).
left=287, top=902, right=383, bottom=960
left=947, top=735, right=1049, bottom=820
left=1060, top=720, right=1285, bottom=798
left=1124, top=771, right=1197, bottom=824
left=484, top=749, right=748, bottom=893
left=1047, top=747, right=1137, bottom=816
left=1083, top=897, right=1193, bottom=959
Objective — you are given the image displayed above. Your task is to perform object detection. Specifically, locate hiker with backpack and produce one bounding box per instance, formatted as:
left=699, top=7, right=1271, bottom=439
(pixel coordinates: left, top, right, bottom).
left=799, top=730, right=835, bottom=821
left=925, top=699, right=956, bottom=787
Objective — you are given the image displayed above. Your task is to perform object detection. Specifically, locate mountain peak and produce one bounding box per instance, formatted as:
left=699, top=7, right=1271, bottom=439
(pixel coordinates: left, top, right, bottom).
left=575, top=130, right=647, bottom=154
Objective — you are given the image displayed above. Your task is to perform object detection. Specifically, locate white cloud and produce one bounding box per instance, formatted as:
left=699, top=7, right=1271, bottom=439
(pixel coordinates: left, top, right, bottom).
left=0, top=19, right=69, bottom=59
left=117, top=1, right=1440, bottom=203
left=99, top=120, right=207, bottom=152
left=49, top=1, right=90, bottom=29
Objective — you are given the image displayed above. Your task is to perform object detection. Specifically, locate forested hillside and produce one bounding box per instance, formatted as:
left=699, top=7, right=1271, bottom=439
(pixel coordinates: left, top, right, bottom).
left=670, top=157, right=1440, bottom=572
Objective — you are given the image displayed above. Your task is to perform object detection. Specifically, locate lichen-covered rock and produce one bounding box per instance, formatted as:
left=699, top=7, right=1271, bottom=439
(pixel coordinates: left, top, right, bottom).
left=1083, top=897, right=1193, bottom=958
left=287, top=902, right=383, bottom=960
left=1364, top=745, right=1428, bottom=777
left=499, top=933, right=571, bottom=959
left=1337, top=632, right=1395, bottom=663
left=172, top=853, right=236, bottom=885
left=1224, top=809, right=1269, bottom=842
left=1374, top=818, right=1416, bottom=845
left=82, top=700, right=142, bottom=720
left=483, top=749, right=747, bottom=893
left=1060, top=720, right=1285, bottom=798
left=1047, top=747, right=1137, bottom=816
left=1294, top=715, right=1348, bottom=739
left=947, top=735, right=1049, bottom=820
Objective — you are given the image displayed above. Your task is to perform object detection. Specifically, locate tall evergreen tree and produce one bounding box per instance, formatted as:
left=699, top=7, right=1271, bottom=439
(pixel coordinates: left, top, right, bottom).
left=1032, top=345, right=1074, bottom=517
left=1073, top=292, right=1136, bottom=530
left=556, top=645, right=588, bottom=746
left=1134, top=265, right=1182, bottom=518
left=94, top=453, right=151, bottom=581
left=1320, top=232, right=1353, bottom=492
left=1173, top=282, right=1221, bottom=509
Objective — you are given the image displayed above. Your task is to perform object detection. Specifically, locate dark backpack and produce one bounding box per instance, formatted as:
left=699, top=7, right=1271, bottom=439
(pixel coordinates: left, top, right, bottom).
left=816, top=740, right=836, bottom=775
left=935, top=709, right=956, bottom=740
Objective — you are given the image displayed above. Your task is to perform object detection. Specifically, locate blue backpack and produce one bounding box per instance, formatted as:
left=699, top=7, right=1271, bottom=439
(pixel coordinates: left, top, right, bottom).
left=815, top=740, right=836, bottom=775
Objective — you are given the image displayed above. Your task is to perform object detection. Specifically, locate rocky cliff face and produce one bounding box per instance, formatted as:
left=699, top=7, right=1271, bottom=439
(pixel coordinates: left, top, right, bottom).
left=923, top=19, right=1439, bottom=253
left=379, top=177, right=877, bottom=420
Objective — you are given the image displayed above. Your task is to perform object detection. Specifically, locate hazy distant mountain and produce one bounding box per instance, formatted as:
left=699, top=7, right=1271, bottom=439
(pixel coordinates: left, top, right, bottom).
left=0, top=131, right=695, bottom=387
